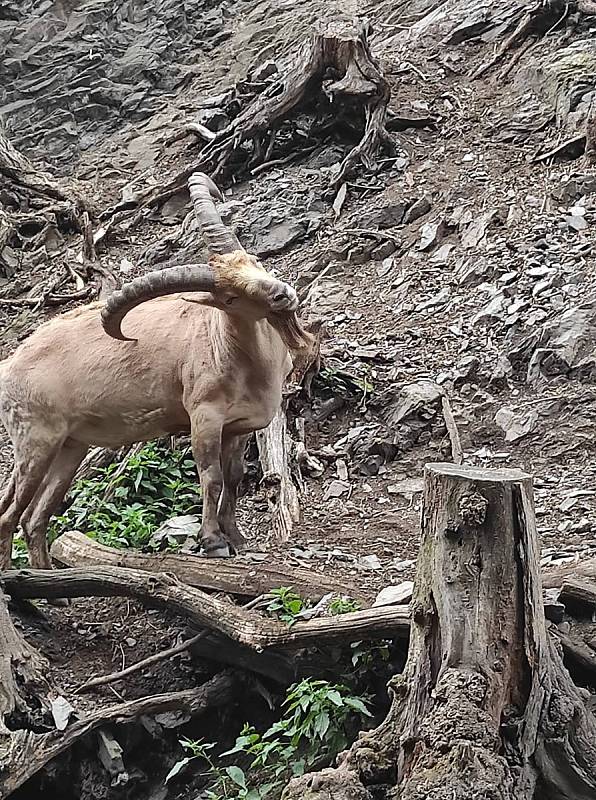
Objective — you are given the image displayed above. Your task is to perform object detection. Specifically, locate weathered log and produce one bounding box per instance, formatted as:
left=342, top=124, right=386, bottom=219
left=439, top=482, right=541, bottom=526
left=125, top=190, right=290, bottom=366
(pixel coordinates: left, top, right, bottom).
left=50, top=530, right=360, bottom=601
left=2, top=565, right=410, bottom=650
left=283, top=463, right=596, bottom=800
left=1, top=671, right=237, bottom=797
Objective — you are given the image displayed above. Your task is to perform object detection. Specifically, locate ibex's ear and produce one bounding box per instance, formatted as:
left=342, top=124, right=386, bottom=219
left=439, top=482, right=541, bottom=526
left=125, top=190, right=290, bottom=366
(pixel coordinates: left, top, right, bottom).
left=181, top=292, right=222, bottom=309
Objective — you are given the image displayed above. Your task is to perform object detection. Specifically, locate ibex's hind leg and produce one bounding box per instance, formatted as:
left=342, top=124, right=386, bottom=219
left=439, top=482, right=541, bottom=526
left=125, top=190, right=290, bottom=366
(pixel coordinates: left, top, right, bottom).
left=0, top=471, right=16, bottom=516
left=21, top=440, right=88, bottom=569
left=218, top=434, right=249, bottom=553
left=0, top=441, right=62, bottom=569
left=190, top=407, right=229, bottom=557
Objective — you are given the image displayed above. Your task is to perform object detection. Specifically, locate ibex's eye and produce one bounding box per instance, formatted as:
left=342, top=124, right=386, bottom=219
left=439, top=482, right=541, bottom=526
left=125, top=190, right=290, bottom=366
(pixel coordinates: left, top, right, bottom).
left=225, top=296, right=238, bottom=305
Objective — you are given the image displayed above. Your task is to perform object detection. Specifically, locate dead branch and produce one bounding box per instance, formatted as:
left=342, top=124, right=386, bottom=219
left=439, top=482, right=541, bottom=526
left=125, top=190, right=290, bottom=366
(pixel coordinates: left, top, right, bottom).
left=77, top=630, right=209, bottom=693
left=1, top=671, right=238, bottom=797
left=441, top=394, right=463, bottom=464
left=532, top=133, right=587, bottom=163
left=51, top=530, right=360, bottom=601
left=256, top=407, right=300, bottom=543
left=2, top=565, right=410, bottom=650
left=0, top=126, right=87, bottom=211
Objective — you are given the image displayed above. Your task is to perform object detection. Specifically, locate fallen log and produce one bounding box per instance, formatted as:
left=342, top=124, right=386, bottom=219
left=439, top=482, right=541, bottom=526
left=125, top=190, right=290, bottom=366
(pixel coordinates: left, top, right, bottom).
left=2, top=565, right=410, bottom=650
left=50, top=530, right=361, bottom=601
left=1, top=671, right=237, bottom=797
left=283, top=463, right=596, bottom=800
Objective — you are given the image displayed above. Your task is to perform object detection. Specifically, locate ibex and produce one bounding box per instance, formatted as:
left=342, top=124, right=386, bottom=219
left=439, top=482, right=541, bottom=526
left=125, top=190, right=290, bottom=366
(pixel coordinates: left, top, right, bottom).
left=0, top=173, right=312, bottom=569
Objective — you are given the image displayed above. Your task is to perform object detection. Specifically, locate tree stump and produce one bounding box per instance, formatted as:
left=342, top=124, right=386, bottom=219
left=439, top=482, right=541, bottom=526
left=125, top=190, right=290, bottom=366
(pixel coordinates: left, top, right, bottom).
left=141, top=19, right=394, bottom=208
left=283, top=463, right=596, bottom=800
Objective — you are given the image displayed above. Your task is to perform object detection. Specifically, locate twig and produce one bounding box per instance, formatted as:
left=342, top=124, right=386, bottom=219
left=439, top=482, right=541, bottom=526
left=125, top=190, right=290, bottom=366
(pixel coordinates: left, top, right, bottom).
left=532, top=133, right=586, bottom=163
left=77, top=630, right=209, bottom=693
left=342, top=227, right=402, bottom=244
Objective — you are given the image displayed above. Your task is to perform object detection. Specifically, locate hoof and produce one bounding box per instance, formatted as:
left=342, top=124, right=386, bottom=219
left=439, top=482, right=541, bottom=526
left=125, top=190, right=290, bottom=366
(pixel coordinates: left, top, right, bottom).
left=204, top=544, right=231, bottom=558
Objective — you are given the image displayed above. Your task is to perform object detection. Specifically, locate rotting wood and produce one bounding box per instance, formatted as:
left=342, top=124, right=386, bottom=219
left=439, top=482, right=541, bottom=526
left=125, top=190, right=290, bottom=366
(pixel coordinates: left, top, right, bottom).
left=50, top=530, right=360, bottom=601
left=283, top=463, right=596, bottom=800
left=0, top=590, right=51, bottom=736
left=2, top=565, right=410, bottom=650
left=1, top=671, right=237, bottom=797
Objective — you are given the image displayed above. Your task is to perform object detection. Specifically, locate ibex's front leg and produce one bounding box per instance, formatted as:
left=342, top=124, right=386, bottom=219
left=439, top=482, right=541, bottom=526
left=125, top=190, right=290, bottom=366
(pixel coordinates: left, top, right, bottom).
left=190, top=408, right=230, bottom=557
left=218, top=433, right=249, bottom=553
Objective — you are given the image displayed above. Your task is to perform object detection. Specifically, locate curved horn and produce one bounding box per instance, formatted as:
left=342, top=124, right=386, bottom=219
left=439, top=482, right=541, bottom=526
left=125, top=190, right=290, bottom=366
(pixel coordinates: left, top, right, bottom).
left=188, top=172, right=243, bottom=255
left=101, top=264, right=216, bottom=341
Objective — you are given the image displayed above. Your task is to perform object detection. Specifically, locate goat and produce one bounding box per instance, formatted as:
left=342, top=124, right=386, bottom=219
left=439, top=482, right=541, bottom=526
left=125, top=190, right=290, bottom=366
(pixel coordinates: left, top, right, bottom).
left=0, top=173, right=313, bottom=569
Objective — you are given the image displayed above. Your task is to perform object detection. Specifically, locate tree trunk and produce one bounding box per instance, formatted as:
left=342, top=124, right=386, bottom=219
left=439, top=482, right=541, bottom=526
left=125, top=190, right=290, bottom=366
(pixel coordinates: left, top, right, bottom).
left=283, top=463, right=596, bottom=800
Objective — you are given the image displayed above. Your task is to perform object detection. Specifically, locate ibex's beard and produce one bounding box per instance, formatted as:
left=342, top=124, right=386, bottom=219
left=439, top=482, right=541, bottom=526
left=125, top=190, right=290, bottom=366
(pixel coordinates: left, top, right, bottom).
left=269, top=313, right=314, bottom=353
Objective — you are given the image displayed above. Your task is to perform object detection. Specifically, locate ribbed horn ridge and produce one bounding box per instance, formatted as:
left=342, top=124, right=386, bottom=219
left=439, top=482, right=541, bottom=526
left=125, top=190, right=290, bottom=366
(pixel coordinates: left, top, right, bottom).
left=188, top=172, right=243, bottom=255
left=101, top=264, right=216, bottom=341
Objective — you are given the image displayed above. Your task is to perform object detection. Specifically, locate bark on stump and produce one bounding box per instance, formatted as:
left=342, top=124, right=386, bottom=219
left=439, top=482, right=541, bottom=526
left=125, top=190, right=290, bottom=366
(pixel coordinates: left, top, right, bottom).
left=283, top=463, right=596, bottom=800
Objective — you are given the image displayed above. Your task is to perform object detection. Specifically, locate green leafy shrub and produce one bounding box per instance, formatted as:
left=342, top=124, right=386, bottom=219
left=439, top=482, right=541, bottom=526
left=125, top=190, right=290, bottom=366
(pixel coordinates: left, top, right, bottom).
left=50, top=441, right=200, bottom=549
left=266, top=587, right=307, bottom=626
left=173, top=679, right=372, bottom=800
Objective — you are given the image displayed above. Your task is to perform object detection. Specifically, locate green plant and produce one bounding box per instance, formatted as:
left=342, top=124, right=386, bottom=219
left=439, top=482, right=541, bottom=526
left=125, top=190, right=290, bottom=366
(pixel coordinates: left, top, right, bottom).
left=174, top=680, right=371, bottom=800
left=266, top=587, right=308, bottom=627
left=11, top=534, right=28, bottom=568
left=50, top=440, right=200, bottom=550
left=328, top=596, right=361, bottom=615
left=316, top=367, right=374, bottom=404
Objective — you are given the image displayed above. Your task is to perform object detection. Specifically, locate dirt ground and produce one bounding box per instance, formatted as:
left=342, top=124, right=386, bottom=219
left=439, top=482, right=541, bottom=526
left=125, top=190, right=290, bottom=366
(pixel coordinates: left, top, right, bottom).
left=2, top=0, right=596, bottom=797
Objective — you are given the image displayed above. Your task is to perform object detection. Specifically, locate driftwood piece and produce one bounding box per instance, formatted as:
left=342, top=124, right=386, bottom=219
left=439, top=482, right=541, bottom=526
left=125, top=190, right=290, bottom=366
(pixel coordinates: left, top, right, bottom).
left=2, top=565, right=410, bottom=650
left=51, top=530, right=359, bottom=601
left=1, top=671, right=237, bottom=797
left=283, top=463, right=596, bottom=800
left=256, top=407, right=300, bottom=543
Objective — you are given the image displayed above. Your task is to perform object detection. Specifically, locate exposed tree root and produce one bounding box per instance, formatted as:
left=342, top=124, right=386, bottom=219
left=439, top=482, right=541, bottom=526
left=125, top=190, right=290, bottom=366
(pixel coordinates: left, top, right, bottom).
left=132, top=19, right=394, bottom=212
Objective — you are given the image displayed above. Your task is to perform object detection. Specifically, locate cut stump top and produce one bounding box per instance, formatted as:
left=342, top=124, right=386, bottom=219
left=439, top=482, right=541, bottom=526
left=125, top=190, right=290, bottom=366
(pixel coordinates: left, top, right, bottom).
left=425, top=462, right=532, bottom=483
